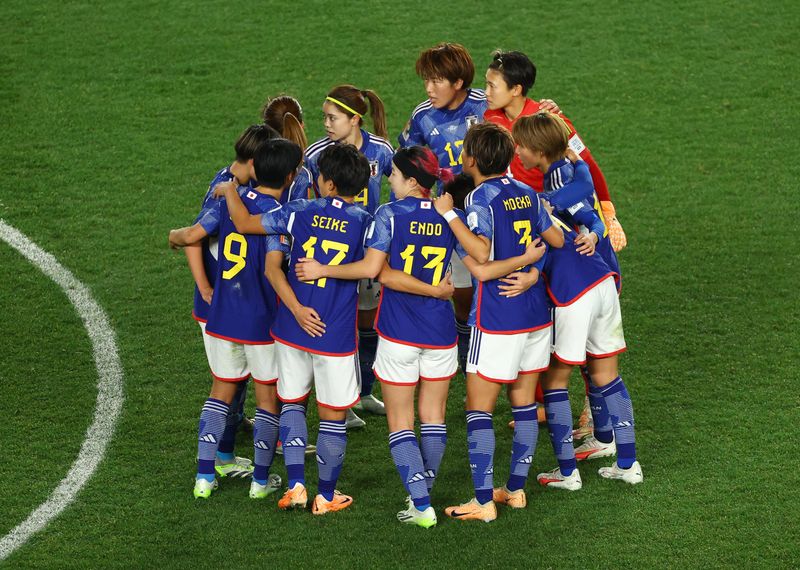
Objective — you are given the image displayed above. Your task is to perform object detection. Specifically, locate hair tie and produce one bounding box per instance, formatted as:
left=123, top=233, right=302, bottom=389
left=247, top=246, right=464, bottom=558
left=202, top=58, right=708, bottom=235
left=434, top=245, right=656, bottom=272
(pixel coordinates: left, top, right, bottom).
left=326, top=96, right=362, bottom=117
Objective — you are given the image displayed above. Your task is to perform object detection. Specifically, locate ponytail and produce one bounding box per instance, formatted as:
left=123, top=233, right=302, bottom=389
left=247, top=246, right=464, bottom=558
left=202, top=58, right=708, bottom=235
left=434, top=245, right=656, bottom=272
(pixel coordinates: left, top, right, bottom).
left=282, top=112, right=307, bottom=151
left=362, top=89, right=388, bottom=139
left=262, top=95, right=307, bottom=150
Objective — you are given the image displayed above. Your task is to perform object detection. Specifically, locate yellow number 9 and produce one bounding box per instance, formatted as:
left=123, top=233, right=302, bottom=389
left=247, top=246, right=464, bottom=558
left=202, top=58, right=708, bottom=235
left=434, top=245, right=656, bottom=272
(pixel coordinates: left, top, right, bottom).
left=222, top=233, right=248, bottom=280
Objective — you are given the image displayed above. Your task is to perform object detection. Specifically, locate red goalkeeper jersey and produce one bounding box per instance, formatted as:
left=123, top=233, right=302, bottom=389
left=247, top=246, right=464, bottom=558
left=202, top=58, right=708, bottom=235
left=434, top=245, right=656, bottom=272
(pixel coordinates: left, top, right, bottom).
left=484, top=98, right=611, bottom=202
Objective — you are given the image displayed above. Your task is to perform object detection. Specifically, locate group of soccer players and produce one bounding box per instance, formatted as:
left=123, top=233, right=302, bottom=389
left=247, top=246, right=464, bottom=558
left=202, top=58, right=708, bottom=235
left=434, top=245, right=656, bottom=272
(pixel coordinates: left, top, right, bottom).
left=168, top=43, right=642, bottom=527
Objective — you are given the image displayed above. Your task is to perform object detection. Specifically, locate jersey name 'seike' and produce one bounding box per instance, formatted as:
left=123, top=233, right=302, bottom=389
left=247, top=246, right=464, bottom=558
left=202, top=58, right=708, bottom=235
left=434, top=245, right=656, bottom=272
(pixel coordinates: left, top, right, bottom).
left=193, top=167, right=256, bottom=323
left=201, top=187, right=284, bottom=343
left=260, top=196, right=373, bottom=355
left=398, top=89, right=487, bottom=185
left=541, top=161, right=619, bottom=306
left=304, top=130, right=393, bottom=215
left=368, top=197, right=459, bottom=348
left=466, top=176, right=553, bottom=333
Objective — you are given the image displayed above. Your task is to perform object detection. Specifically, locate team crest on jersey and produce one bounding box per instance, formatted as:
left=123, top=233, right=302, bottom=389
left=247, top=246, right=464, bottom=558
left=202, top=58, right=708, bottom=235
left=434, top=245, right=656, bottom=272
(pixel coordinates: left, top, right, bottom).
left=369, top=160, right=379, bottom=177
left=332, top=198, right=343, bottom=208
left=246, top=191, right=257, bottom=199
left=465, top=114, right=479, bottom=128
left=421, top=201, right=431, bottom=209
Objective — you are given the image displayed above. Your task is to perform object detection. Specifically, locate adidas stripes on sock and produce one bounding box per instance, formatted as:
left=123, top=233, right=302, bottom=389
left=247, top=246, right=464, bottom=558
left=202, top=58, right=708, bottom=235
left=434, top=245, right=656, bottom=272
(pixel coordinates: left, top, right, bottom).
left=389, top=430, right=431, bottom=511
left=317, top=420, right=347, bottom=502
left=253, top=408, right=279, bottom=485
left=279, top=403, right=307, bottom=488
left=507, top=403, right=538, bottom=491
left=543, top=389, right=576, bottom=476
left=197, top=398, right=229, bottom=482
left=466, top=410, right=494, bottom=505
left=601, top=376, right=637, bottom=468
left=419, top=423, right=447, bottom=493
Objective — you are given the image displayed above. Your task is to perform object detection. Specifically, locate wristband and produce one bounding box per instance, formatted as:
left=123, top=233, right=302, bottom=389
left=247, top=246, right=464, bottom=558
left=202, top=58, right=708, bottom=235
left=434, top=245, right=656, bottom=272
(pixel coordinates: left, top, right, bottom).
left=442, top=210, right=458, bottom=223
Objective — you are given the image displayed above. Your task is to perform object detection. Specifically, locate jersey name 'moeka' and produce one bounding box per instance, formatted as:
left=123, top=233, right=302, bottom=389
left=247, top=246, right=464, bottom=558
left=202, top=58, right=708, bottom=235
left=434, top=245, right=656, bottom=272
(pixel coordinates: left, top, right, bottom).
left=311, top=214, right=349, bottom=233
left=502, top=195, right=533, bottom=211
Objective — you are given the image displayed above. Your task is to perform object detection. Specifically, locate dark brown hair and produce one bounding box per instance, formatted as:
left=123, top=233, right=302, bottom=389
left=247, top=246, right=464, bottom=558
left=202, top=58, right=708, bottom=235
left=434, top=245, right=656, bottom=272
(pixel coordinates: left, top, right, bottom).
left=326, top=85, right=388, bottom=140
left=463, top=122, right=515, bottom=175
left=262, top=96, right=307, bottom=151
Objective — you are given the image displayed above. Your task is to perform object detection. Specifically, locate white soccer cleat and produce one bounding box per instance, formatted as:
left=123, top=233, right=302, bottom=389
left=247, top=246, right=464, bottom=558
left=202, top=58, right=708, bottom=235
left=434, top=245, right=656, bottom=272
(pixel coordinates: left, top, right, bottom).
left=345, top=408, right=366, bottom=429
left=598, top=461, right=643, bottom=485
left=275, top=440, right=317, bottom=456
left=537, top=467, right=583, bottom=491
left=575, top=436, right=616, bottom=462
left=354, top=394, right=386, bottom=415
left=397, top=504, right=437, bottom=528
left=249, top=473, right=283, bottom=499
left=214, top=455, right=254, bottom=479
left=193, top=478, right=218, bottom=499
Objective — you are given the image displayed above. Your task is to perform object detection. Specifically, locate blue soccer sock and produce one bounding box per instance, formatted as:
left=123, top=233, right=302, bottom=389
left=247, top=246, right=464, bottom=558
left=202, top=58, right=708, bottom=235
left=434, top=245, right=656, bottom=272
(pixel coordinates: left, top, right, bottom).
left=601, top=376, right=637, bottom=469
left=508, top=403, right=538, bottom=492
left=279, top=403, right=307, bottom=488
left=466, top=410, right=495, bottom=505
left=419, top=423, right=447, bottom=493
left=358, top=328, right=378, bottom=397
left=588, top=383, right=614, bottom=444
left=196, top=398, right=229, bottom=482
left=389, top=430, right=431, bottom=511
left=217, top=380, right=249, bottom=461
left=543, top=389, right=576, bottom=476
left=253, top=408, right=279, bottom=485
left=455, top=318, right=471, bottom=372
left=316, top=420, right=347, bottom=502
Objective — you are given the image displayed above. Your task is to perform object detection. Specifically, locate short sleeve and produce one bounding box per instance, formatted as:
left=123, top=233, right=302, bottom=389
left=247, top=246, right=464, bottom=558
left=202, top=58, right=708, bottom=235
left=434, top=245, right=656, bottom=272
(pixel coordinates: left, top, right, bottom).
left=266, top=234, right=290, bottom=255
left=197, top=201, right=222, bottom=236
left=260, top=205, right=289, bottom=234
left=533, top=195, right=553, bottom=236
left=365, top=205, right=392, bottom=252
left=398, top=114, right=426, bottom=148
left=465, top=199, right=493, bottom=238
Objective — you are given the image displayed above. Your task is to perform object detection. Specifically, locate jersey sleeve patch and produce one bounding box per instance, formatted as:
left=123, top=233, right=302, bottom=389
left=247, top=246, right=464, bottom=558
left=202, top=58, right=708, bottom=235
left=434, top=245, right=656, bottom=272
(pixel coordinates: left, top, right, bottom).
left=568, top=133, right=587, bottom=155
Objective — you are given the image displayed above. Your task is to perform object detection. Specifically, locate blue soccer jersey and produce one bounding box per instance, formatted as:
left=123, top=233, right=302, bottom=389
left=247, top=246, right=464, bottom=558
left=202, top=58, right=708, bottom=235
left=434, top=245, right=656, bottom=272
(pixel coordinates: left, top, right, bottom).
left=398, top=89, right=487, bottom=186
left=281, top=165, right=318, bottom=204
left=192, top=167, right=257, bottom=322
left=367, top=197, right=459, bottom=348
left=304, top=130, right=393, bottom=215
left=543, top=159, right=620, bottom=281
left=465, top=176, right=553, bottom=333
left=260, top=196, right=373, bottom=355
left=202, top=188, right=285, bottom=344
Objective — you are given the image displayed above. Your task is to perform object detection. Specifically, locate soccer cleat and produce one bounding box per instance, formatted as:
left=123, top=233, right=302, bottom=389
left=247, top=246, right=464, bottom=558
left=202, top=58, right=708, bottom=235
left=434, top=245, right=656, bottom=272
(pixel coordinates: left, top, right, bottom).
left=278, top=482, right=308, bottom=510
left=493, top=486, right=527, bottom=508
left=214, top=456, right=254, bottom=479
left=311, top=490, right=353, bottom=515
left=193, top=478, right=218, bottom=499
left=397, top=504, right=437, bottom=528
left=573, top=396, right=594, bottom=440
left=537, top=467, right=583, bottom=491
left=575, top=435, right=616, bottom=461
left=353, top=394, right=386, bottom=415
left=275, top=440, right=317, bottom=456
left=345, top=408, right=366, bottom=429
left=598, top=461, right=643, bottom=484
left=249, top=473, right=282, bottom=499
left=445, top=498, right=497, bottom=522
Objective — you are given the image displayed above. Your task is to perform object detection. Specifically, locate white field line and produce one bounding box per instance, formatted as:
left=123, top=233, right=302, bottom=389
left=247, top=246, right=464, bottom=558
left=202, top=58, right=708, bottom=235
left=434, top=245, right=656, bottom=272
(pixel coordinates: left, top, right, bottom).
left=0, top=219, right=125, bottom=561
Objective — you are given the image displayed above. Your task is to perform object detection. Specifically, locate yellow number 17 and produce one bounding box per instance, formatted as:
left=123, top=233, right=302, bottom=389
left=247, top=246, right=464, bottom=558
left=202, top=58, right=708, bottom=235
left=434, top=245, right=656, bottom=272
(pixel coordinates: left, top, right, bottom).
left=301, top=236, right=349, bottom=288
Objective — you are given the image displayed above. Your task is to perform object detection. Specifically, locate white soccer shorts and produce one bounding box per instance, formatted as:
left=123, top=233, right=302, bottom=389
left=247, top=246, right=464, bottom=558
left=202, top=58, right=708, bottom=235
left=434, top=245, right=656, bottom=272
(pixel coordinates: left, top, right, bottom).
left=357, top=277, right=381, bottom=311
left=372, top=337, right=458, bottom=386
left=449, top=254, right=473, bottom=289
left=466, top=326, right=551, bottom=383
left=275, top=341, right=360, bottom=409
left=204, top=332, right=277, bottom=384
left=552, top=276, right=626, bottom=365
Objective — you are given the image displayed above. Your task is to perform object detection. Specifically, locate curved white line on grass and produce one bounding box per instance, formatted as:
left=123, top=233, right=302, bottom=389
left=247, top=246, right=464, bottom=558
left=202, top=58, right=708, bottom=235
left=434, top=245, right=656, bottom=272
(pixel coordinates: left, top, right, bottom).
left=0, top=219, right=125, bottom=561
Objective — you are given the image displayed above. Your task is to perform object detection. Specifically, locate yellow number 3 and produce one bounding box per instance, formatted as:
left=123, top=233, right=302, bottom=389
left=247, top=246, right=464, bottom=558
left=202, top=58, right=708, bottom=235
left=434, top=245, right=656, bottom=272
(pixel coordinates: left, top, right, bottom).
left=222, top=232, right=248, bottom=280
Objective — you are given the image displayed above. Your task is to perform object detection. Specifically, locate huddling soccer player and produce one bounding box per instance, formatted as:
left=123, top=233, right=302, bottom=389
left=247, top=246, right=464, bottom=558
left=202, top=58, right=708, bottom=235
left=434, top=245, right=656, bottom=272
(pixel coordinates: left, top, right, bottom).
left=511, top=112, right=643, bottom=487
left=304, top=84, right=395, bottom=427
left=169, top=137, right=306, bottom=500
left=432, top=123, right=565, bottom=522
left=220, top=143, right=373, bottom=515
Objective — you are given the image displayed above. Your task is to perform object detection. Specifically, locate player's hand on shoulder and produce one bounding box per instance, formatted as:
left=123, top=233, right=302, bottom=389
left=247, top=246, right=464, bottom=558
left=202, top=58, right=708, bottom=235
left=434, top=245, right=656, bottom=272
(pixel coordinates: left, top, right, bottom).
left=538, top=98, right=561, bottom=114
left=294, top=257, right=325, bottom=282
left=292, top=305, right=326, bottom=338
left=523, top=238, right=546, bottom=264
left=574, top=232, right=598, bottom=256
left=433, top=273, right=455, bottom=300
left=541, top=199, right=554, bottom=215
left=498, top=268, right=540, bottom=297
left=212, top=180, right=238, bottom=198
left=433, top=192, right=454, bottom=215
left=565, top=149, right=581, bottom=163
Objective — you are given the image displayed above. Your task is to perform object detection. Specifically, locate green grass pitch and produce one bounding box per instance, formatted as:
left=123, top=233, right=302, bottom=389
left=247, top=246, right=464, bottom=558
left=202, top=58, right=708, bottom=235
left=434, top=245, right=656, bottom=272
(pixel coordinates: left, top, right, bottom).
left=1, top=0, right=798, bottom=567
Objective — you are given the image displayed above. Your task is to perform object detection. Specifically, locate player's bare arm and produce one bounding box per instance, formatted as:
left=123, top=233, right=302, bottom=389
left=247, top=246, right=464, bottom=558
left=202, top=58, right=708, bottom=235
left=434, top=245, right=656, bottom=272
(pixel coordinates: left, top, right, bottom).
left=378, top=263, right=455, bottom=300
left=169, top=223, right=208, bottom=249
left=294, top=248, right=386, bottom=282
left=433, top=192, right=491, bottom=263
left=184, top=243, right=213, bottom=304
left=541, top=224, right=564, bottom=248
left=219, top=181, right=267, bottom=235
left=264, top=251, right=326, bottom=338
left=463, top=238, right=545, bottom=282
